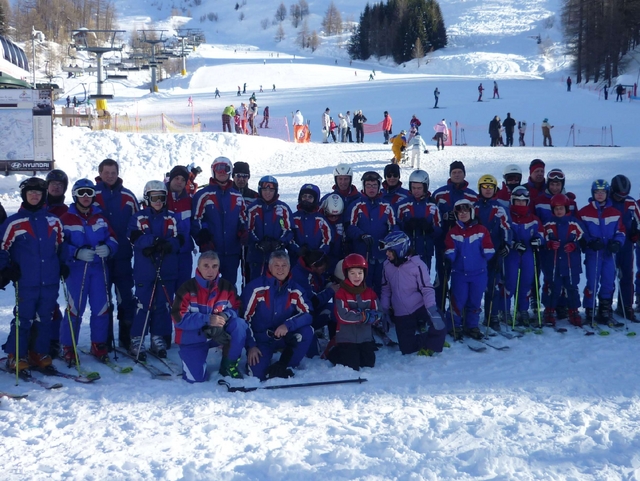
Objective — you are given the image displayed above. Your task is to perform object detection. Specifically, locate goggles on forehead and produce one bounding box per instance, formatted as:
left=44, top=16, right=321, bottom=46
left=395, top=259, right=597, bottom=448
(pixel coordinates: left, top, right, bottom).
left=547, top=170, right=565, bottom=182
left=74, top=187, right=95, bottom=198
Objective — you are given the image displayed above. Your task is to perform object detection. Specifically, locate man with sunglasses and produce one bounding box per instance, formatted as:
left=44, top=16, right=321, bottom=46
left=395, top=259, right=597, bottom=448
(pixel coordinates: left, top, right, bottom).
left=232, top=161, right=258, bottom=205
left=381, top=163, right=409, bottom=208
left=59, top=179, right=118, bottom=365
left=127, top=181, right=184, bottom=360
left=94, top=158, right=139, bottom=350
left=192, top=156, right=248, bottom=286
left=0, top=178, right=64, bottom=372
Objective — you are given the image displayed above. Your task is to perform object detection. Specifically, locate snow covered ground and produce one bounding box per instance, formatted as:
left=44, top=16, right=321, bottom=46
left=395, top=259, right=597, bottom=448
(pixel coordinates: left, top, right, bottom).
left=2, top=0, right=640, bottom=479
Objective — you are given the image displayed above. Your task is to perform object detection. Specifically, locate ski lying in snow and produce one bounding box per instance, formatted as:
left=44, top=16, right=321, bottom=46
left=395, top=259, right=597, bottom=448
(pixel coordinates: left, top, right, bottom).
left=479, top=338, right=510, bottom=350
left=218, top=377, right=367, bottom=392
left=80, top=349, right=133, bottom=374
left=145, top=350, right=182, bottom=375
left=0, top=391, right=28, bottom=400
left=114, top=348, right=171, bottom=379
left=464, top=339, right=487, bottom=352
left=496, top=329, right=524, bottom=340
left=34, top=365, right=100, bottom=383
left=0, top=362, right=63, bottom=389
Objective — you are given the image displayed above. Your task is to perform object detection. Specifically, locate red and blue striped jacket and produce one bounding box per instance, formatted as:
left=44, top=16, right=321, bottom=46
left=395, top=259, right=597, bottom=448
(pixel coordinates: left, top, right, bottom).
left=60, top=204, right=118, bottom=265
left=445, top=219, right=495, bottom=275
left=577, top=199, right=626, bottom=251
left=94, top=177, right=138, bottom=261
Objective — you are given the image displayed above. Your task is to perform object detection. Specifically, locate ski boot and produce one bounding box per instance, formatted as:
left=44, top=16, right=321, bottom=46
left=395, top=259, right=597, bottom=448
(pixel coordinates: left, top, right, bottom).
left=449, top=328, right=464, bottom=342
left=90, top=342, right=110, bottom=363
left=585, top=308, right=597, bottom=326
left=49, top=340, right=61, bottom=360
left=516, top=310, right=530, bottom=327
left=62, top=345, right=77, bottom=367
left=464, top=327, right=483, bottom=340
left=219, top=357, right=243, bottom=379
left=417, top=349, right=435, bottom=357
left=615, top=304, right=638, bottom=322
left=543, top=308, right=557, bottom=327
left=28, top=351, right=52, bottom=369
left=6, top=354, right=29, bottom=372
left=150, top=335, right=168, bottom=358
left=599, top=298, right=623, bottom=328
left=568, top=309, right=582, bottom=327
left=555, top=306, right=568, bottom=320
left=488, top=314, right=501, bottom=332
left=129, top=336, right=147, bottom=361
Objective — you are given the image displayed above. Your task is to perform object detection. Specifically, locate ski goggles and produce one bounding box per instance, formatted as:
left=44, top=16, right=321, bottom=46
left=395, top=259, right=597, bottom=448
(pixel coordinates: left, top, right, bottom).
left=454, top=204, right=472, bottom=213
left=547, top=170, right=565, bottom=182
left=261, top=182, right=276, bottom=191
left=213, top=163, right=231, bottom=174
left=74, top=187, right=95, bottom=198
left=149, top=194, right=167, bottom=203
left=479, top=183, right=496, bottom=190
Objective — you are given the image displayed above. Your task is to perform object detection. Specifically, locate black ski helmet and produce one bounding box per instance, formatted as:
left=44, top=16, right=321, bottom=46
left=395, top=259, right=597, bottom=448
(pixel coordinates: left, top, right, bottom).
left=611, top=174, right=631, bottom=198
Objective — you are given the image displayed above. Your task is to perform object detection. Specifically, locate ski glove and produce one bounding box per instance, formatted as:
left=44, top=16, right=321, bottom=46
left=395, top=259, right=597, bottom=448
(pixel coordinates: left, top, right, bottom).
left=607, top=240, right=621, bottom=254
left=564, top=242, right=577, bottom=253
left=1, top=263, right=20, bottom=283
left=60, top=263, right=70, bottom=280
left=95, top=244, right=110, bottom=258
left=361, top=234, right=374, bottom=247
left=498, top=244, right=511, bottom=257
left=427, top=305, right=446, bottom=331
left=76, top=248, right=95, bottom=262
left=364, top=310, right=383, bottom=325
left=530, top=238, right=542, bottom=248
left=588, top=238, right=605, bottom=251
left=514, top=242, right=527, bottom=254
left=548, top=240, right=561, bottom=250
left=154, top=239, right=173, bottom=255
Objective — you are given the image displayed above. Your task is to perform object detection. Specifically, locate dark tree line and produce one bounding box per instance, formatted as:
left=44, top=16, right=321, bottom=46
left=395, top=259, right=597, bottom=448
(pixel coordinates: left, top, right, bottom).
left=562, top=0, right=640, bottom=83
left=348, top=0, right=447, bottom=64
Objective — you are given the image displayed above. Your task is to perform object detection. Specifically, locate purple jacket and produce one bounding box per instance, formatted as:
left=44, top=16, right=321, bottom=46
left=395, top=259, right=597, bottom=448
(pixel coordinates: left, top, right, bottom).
left=380, top=256, right=436, bottom=316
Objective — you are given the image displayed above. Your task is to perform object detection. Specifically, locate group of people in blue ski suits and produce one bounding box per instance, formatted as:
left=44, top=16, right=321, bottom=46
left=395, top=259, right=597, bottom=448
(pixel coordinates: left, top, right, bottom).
left=0, top=154, right=637, bottom=383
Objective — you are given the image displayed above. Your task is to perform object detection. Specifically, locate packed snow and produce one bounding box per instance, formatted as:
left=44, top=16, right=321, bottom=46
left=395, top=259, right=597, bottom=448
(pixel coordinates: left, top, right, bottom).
left=2, top=0, right=640, bottom=479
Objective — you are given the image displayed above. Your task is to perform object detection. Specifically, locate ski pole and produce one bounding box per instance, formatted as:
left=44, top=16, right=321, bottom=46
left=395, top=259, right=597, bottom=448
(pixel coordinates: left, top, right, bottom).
left=136, top=256, right=164, bottom=362
left=512, top=263, right=521, bottom=329
left=101, top=257, right=118, bottom=361
left=533, top=249, right=543, bottom=329
left=65, top=262, right=88, bottom=372
left=15, top=280, right=19, bottom=385
left=150, top=255, right=173, bottom=305
left=449, top=290, right=459, bottom=341
left=484, top=263, right=499, bottom=338
left=218, top=377, right=367, bottom=392
left=613, top=254, right=635, bottom=336
left=591, top=249, right=599, bottom=328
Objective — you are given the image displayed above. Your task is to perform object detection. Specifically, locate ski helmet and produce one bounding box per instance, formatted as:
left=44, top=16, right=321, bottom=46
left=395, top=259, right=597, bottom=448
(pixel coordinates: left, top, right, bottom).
left=342, top=253, right=368, bottom=278
left=550, top=193, right=571, bottom=208
left=19, top=177, right=47, bottom=207
left=258, top=175, right=278, bottom=196
left=361, top=171, right=382, bottom=190
left=453, top=198, right=475, bottom=220
left=503, top=164, right=522, bottom=185
left=408, top=169, right=430, bottom=191
left=546, top=169, right=565, bottom=189
left=333, top=163, right=353, bottom=179
left=143, top=180, right=168, bottom=204
left=46, top=169, right=69, bottom=192
left=611, top=174, right=631, bottom=198
left=379, top=231, right=411, bottom=264
left=510, top=186, right=530, bottom=205
left=71, top=178, right=96, bottom=203
left=323, top=193, right=344, bottom=216
left=478, top=174, right=498, bottom=193
left=211, top=156, right=233, bottom=176
left=591, top=179, right=610, bottom=196
left=298, top=184, right=320, bottom=207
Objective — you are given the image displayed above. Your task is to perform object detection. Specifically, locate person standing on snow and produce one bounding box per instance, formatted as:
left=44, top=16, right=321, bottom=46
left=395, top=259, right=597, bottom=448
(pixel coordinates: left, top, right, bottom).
left=408, top=132, right=429, bottom=169
left=127, top=181, right=185, bottom=361
left=338, top=113, right=348, bottom=142
left=489, top=115, right=502, bottom=147
left=353, top=110, right=367, bottom=143
left=171, top=251, right=247, bottom=382
left=0, top=178, right=64, bottom=372
left=503, top=112, right=516, bottom=147
left=380, top=231, right=447, bottom=356
left=94, top=158, right=139, bottom=350
left=59, top=179, right=118, bottom=366
left=259, top=106, right=270, bottom=128
left=434, top=88, right=440, bottom=108
left=518, top=121, right=527, bottom=146
left=566, top=76, right=572, bottom=92
left=478, top=83, right=484, bottom=101
left=382, top=111, right=393, bottom=145
left=541, top=118, right=554, bottom=146
left=322, top=108, right=331, bottom=143
left=165, top=165, right=195, bottom=290
left=192, top=156, right=248, bottom=286
left=433, top=119, right=448, bottom=151
left=493, top=81, right=500, bottom=99
left=390, top=130, right=408, bottom=164
left=222, top=105, right=235, bottom=133
left=345, top=111, right=354, bottom=142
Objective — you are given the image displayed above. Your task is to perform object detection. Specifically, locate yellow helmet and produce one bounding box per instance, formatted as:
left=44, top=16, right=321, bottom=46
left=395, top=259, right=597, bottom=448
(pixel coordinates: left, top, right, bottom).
left=478, top=174, right=498, bottom=192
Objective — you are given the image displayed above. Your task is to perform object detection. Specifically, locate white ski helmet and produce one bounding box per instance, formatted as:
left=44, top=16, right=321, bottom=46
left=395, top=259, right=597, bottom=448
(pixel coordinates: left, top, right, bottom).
left=409, top=169, right=430, bottom=191
left=323, top=193, right=344, bottom=216
left=211, top=156, right=233, bottom=175
left=143, top=180, right=167, bottom=204
left=333, top=163, right=353, bottom=179
left=503, top=164, right=522, bottom=179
